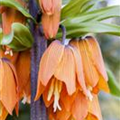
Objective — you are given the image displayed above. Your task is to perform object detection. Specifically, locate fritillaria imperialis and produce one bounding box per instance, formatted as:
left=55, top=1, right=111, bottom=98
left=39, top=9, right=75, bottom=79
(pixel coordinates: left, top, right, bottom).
left=0, top=58, right=19, bottom=120
left=35, top=25, right=109, bottom=120
left=0, top=0, right=119, bottom=119
left=39, top=0, right=62, bottom=39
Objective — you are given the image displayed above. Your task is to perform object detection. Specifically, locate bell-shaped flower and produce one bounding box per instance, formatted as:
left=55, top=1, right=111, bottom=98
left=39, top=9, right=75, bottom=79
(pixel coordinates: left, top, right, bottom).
left=70, top=36, right=110, bottom=94
left=16, top=50, right=31, bottom=104
left=48, top=92, right=103, bottom=120
left=0, top=58, right=19, bottom=120
left=35, top=39, right=91, bottom=112
left=39, top=0, right=62, bottom=39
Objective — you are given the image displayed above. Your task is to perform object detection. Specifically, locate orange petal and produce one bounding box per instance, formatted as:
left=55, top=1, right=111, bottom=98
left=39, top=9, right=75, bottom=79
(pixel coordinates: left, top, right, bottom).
left=38, top=40, right=64, bottom=86
left=86, top=36, right=108, bottom=81
left=54, top=46, right=76, bottom=95
left=55, top=102, right=71, bottom=120
left=71, top=91, right=88, bottom=120
left=70, top=44, right=88, bottom=96
left=42, top=11, right=60, bottom=39
left=42, top=78, right=55, bottom=107
left=78, top=40, right=99, bottom=87
left=98, top=76, right=110, bottom=93
left=0, top=102, right=8, bottom=120
left=16, top=50, right=31, bottom=97
left=60, top=85, right=77, bottom=111
left=88, top=94, right=103, bottom=120
left=40, top=0, right=61, bottom=15
left=0, top=59, right=18, bottom=115
left=34, top=82, right=45, bottom=101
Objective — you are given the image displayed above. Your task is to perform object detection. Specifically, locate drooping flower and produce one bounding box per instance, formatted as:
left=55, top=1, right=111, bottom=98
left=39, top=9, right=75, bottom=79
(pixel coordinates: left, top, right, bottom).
left=16, top=50, right=31, bottom=104
left=39, top=0, right=62, bottom=39
left=70, top=36, right=110, bottom=94
left=0, top=49, right=31, bottom=104
left=0, top=58, right=19, bottom=120
left=48, top=92, right=103, bottom=120
left=35, top=39, right=91, bottom=112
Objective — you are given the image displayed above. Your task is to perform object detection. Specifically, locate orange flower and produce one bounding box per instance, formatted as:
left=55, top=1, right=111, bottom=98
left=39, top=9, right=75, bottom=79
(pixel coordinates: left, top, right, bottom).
left=0, top=58, right=19, bottom=120
left=40, top=0, right=62, bottom=39
left=70, top=36, right=110, bottom=94
left=35, top=40, right=92, bottom=112
left=48, top=93, right=103, bottom=120
left=39, top=0, right=61, bottom=15
left=16, top=50, right=31, bottom=104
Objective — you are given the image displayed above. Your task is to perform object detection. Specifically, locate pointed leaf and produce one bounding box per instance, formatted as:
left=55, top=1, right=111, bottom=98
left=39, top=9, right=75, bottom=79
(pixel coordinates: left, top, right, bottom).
left=107, top=69, right=120, bottom=97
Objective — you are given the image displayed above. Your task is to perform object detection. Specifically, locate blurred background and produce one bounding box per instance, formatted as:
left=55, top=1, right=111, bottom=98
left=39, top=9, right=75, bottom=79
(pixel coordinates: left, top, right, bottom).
left=0, top=0, right=120, bottom=120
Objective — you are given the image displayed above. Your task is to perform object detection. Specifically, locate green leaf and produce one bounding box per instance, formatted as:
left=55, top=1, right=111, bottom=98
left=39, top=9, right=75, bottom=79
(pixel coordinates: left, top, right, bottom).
left=66, top=6, right=120, bottom=23
left=0, top=0, right=35, bottom=22
left=61, top=0, right=90, bottom=19
left=61, top=0, right=103, bottom=20
left=107, top=69, right=120, bottom=97
left=57, top=21, right=120, bottom=38
left=0, top=23, right=34, bottom=51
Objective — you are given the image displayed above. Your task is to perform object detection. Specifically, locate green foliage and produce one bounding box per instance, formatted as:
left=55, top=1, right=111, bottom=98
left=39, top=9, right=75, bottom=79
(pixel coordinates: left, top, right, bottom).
left=58, top=0, right=120, bottom=38
left=107, top=69, right=120, bottom=97
left=0, top=23, right=34, bottom=51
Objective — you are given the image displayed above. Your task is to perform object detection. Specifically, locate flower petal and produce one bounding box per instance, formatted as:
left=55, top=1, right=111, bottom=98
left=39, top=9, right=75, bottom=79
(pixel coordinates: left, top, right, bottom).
left=54, top=46, right=76, bottom=95
left=0, top=60, right=18, bottom=114
left=78, top=40, right=99, bottom=87
left=71, top=91, right=88, bottom=120
left=70, top=43, right=88, bottom=96
left=16, top=50, right=31, bottom=97
left=38, top=40, right=64, bottom=86
left=86, top=36, right=108, bottom=81
left=88, top=94, right=103, bottom=120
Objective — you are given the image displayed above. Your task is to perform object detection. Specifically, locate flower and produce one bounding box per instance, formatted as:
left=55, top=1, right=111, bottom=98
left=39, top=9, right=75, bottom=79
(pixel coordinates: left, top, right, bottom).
left=16, top=50, right=31, bottom=104
left=70, top=36, right=110, bottom=94
left=39, top=0, right=62, bottom=39
left=35, top=40, right=91, bottom=112
left=0, top=58, right=19, bottom=120
left=48, top=93, right=103, bottom=120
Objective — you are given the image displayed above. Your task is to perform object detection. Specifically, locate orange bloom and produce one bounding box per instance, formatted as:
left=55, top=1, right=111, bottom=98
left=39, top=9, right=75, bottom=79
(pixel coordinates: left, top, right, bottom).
left=48, top=93, right=103, bottom=120
left=0, top=58, right=19, bottom=120
left=70, top=36, right=110, bottom=94
left=16, top=50, right=31, bottom=103
left=35, top=40, right=91, bottom=112
left=40, top=0, right=62, bottom=39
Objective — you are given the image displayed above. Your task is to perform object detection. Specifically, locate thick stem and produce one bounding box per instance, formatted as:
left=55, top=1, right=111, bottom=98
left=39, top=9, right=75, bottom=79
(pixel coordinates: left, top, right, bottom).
left=59, top=24, right=66, bottom=45
left=29, top=0, right=48, bottom=120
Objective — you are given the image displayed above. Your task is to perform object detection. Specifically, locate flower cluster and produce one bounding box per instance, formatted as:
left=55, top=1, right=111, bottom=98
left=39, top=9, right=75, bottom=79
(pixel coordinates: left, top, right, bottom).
left=35, top=36, right=109, bottom=120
